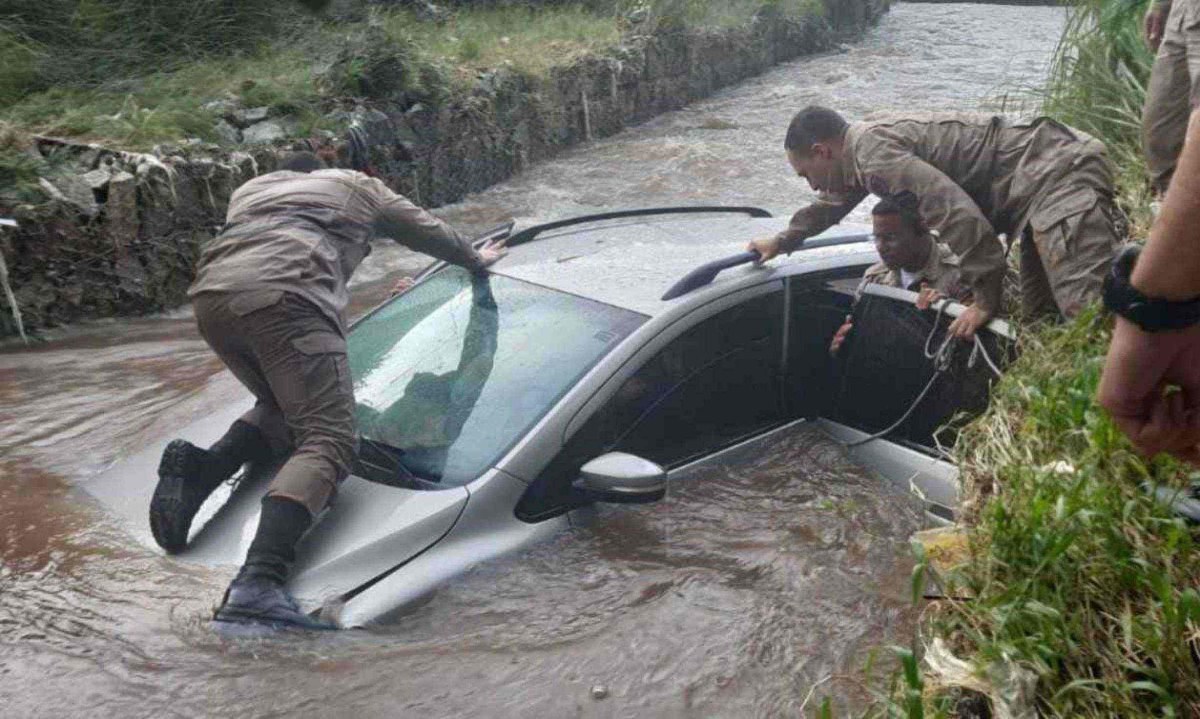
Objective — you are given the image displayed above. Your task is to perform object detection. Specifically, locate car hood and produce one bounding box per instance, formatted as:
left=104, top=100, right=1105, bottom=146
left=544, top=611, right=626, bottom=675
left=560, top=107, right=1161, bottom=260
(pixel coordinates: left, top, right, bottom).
left=85, top=400, right=469, bottom=611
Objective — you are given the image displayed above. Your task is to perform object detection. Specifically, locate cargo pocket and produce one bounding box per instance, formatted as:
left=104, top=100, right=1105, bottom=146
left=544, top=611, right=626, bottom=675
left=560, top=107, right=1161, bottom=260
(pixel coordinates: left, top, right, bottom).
left=1028, top=189, right=1099, bottom=274
left=291, top=331, right=350, bottom=382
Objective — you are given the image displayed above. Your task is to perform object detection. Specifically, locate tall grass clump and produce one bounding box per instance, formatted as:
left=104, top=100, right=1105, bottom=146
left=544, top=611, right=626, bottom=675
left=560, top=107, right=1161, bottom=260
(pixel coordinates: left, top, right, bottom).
left=1040, top=0, right=1155, bottom=226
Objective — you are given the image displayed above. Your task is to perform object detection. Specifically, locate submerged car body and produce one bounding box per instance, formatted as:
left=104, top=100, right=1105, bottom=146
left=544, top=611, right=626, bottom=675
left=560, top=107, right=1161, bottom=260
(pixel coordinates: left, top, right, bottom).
left=89, top=208, right=1011, bottom=627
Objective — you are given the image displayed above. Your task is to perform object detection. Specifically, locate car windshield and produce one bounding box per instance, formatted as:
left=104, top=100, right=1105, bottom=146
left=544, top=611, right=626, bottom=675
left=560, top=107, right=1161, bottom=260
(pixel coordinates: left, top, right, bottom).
left=348, top=266, right=646, bottom=487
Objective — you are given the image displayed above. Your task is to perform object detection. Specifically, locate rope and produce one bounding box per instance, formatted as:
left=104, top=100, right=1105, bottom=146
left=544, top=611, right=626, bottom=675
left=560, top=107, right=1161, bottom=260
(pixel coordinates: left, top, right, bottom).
left=843, top=299, right=1001, bottom=448
left=844, top=366, right=945, bottom=448
left=969, top=330, right=1004, bottom=379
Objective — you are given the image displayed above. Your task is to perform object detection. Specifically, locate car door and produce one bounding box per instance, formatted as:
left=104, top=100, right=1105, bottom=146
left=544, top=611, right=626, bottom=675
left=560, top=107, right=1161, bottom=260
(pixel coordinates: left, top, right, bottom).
left=515, top=286, right=787, bottom=522
left=826, top=284, right=1014, bottom=451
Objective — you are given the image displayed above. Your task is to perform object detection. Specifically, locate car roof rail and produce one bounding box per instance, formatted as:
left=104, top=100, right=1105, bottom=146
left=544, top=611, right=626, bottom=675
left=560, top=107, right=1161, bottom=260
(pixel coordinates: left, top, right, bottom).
left=507, top=206, right=773, bottom=248
left=660, top=231, right=872, bottom=301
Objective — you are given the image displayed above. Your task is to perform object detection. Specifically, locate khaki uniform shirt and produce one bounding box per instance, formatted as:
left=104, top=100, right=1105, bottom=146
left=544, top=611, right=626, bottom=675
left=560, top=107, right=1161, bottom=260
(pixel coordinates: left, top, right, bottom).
left=189, top=169, right=482, bottom=332
left=856, top=235, right=971, bottom=302
left=776, top=113, right=1111, bottom=315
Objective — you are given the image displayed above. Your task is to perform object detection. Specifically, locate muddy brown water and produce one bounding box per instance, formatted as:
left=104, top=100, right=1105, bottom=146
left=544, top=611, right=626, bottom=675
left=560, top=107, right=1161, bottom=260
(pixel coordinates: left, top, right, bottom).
left=0, top=4, right=1065, bottom=716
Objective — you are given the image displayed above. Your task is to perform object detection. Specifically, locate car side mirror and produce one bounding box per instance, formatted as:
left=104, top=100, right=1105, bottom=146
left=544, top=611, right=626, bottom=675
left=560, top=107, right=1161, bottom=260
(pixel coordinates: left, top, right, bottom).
left=572, top=452, right=667, bottom=504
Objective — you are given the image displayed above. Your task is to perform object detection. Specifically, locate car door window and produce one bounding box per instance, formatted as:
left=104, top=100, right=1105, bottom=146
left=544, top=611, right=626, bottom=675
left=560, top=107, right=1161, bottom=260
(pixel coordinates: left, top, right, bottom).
left=784, top=268, right=869, bottom=419
left=517, top=290, right=784, bottom=521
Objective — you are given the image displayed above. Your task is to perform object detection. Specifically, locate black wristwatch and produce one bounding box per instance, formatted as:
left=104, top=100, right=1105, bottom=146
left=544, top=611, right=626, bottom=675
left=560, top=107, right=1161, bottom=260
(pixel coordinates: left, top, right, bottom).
left=1102, top=245, right=1200, bottom=332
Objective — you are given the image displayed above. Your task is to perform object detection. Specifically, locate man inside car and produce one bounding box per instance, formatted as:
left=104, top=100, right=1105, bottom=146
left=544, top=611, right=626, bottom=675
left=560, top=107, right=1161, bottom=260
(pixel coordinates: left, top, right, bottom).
left=829, top=195, right=973, bottom=355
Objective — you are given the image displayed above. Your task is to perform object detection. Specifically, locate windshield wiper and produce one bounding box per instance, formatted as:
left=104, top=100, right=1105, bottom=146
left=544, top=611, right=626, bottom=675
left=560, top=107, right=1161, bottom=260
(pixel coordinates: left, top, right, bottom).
left=354, top=437, right=441, bottom=490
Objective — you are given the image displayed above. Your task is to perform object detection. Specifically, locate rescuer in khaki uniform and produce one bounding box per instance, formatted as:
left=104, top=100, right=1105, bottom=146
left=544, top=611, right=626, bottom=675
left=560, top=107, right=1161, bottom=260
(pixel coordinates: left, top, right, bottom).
left=1142, top=0, right=1200, bottom=194
left=750, top=107, right=1121, bottom=339
left=829, top=195, right=973, bottom=355
left=149, top=151, right=505, bottom=630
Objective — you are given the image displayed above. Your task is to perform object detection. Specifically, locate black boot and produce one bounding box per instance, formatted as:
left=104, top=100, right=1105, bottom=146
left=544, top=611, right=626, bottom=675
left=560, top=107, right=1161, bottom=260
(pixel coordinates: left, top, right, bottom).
left=213, top=497, right=337, bottom=631
left=149, top=420, right=269, bottom=553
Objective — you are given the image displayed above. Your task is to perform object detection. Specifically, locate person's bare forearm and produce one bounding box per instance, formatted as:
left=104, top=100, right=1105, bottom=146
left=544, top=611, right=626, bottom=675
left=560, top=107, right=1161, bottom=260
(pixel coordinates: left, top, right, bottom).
left=1133, top=112, right=1200, bottom=300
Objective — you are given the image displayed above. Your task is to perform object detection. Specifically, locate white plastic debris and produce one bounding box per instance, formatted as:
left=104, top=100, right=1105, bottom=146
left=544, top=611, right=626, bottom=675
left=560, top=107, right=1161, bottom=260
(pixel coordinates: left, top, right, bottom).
left=1042, top=461, right=1076, bottom=475
left=924, top=638, right=1036, bottom=719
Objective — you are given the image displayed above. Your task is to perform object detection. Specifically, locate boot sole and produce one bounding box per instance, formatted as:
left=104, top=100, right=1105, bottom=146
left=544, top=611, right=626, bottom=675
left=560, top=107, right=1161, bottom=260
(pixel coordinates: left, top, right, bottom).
left=149, top=440, right=197, bottom=554
left=213, top=605, right=338, bottom=631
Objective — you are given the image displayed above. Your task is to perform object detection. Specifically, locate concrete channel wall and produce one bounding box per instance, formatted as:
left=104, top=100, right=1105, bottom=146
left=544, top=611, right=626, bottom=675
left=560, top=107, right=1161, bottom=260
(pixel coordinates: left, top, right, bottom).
left=0, top=0, right=889, bottom=337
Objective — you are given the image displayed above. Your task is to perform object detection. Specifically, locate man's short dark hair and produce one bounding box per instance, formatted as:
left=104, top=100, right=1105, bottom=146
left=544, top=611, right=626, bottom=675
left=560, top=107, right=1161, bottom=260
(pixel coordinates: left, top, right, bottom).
left=783, top=106, right=849, bottom=154
left=278, top=151, right=327, bottom=173
left=871, top=195, right=924, bottom=232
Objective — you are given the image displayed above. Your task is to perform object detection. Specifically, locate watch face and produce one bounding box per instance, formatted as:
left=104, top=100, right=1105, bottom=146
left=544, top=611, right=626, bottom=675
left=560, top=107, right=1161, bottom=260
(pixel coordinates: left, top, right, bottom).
left=1126, top=300, right=1154, bottom=328
left=1101, top=246, right=1200, bottom=331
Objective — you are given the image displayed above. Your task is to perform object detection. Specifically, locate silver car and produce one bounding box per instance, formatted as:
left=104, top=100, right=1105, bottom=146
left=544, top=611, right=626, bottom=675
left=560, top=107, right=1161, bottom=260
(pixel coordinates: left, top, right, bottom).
left=92, top=207, right=1009, bottom=627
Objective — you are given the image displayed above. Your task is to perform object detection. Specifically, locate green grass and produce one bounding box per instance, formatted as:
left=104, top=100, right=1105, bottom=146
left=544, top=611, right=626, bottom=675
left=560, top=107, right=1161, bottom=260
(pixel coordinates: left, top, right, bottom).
left=3, top=47, right=329, bottom=148
left=0, top=124, right=52, bottom=203
left=0, top=3, right=627, bottom=148
left=0, top=0, right=291, bottom=104
left=0, top=1, right=822, bottom=150
left=913, top=311, right=1200, bottom=716
left=404, top=4, right=623, bottom=79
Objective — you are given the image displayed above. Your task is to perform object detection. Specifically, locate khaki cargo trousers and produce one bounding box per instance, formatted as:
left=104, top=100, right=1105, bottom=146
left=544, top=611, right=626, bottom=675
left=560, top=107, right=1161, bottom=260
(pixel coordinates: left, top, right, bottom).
left=1143, top=0, right=1200, bottom=193
left=193, top=289, right=357, bottom=515
left=1018, top=154, right=1122, bottom=320
left=1019, top=195, right=1121, bottom=320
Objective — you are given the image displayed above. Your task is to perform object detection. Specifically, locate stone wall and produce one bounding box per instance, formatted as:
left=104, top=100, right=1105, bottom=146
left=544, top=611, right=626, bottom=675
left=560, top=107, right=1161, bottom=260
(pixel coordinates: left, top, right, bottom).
left=0, top=0, right=889, bottom=337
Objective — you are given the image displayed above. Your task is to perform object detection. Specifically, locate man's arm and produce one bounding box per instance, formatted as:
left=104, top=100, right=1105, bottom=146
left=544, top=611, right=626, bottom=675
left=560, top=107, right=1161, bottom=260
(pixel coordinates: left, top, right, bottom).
left=777, top=189, right=868, bottom=253
left=1133, top=115, right=1200, bottom=300
left=860, top=151, right=1006, bottom=336
left=362, top=176, right=496, bottom=271
left=1098, top=110, right=1200, bottom=464
left=747, top=188, right=866, bottom=261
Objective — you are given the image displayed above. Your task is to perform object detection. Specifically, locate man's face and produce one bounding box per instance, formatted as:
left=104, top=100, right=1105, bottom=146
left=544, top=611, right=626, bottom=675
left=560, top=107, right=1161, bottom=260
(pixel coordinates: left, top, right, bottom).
left=872, top=213, right=925, bottom=270
left=787, top=145, right=847, bottom=194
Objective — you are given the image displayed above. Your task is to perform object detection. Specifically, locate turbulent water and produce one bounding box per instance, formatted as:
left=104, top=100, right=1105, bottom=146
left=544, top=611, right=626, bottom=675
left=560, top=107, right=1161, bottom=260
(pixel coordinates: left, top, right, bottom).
left=0, top=4, right=1066, bottom=717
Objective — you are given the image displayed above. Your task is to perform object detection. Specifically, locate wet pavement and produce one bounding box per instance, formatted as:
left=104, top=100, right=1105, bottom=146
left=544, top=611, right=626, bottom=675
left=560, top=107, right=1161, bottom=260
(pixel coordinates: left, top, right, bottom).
left=0, top=4, right=1066, bottom=716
